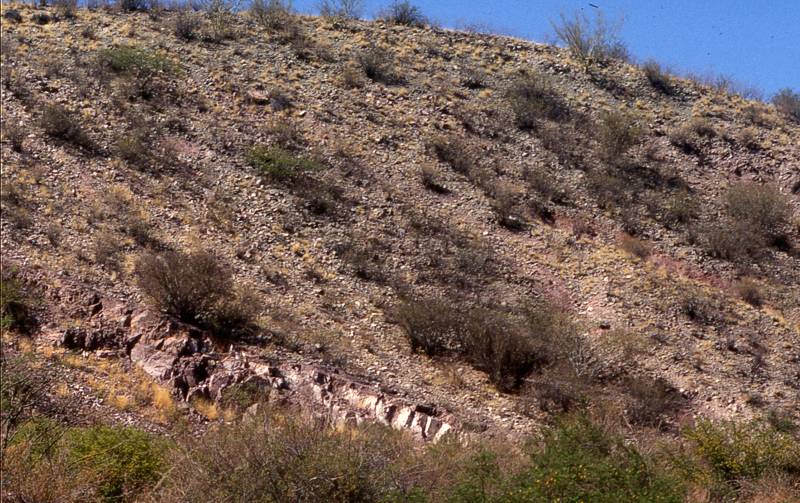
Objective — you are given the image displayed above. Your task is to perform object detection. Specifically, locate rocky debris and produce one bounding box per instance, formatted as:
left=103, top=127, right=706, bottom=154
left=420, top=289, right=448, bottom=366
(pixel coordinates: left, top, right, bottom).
left=48, top=285, right=460, bottom=441
left=1, top=5, right=798, bottom=440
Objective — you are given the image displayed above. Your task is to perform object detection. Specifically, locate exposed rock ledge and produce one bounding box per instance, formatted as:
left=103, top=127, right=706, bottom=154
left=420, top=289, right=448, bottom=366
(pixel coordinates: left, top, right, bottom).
left=47, top=289, right=456, bottom=442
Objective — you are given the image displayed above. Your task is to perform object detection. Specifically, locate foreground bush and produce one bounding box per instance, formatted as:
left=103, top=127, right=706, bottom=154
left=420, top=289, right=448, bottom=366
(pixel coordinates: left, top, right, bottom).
left=684, top=419, right=800, bottom=498
left=508, top=417, right=684, bottom=502
left=3, top=420, right=166, bottom=503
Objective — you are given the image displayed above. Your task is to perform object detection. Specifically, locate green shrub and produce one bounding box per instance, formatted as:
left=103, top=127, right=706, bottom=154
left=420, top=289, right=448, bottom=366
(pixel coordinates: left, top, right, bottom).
left=247, top=146, right=324, bottom=181
left=686, top=420, right=800, bottom=484
left=66, top=426, right=166, bottom=501
left=506, top=73, right=569, bottom=130
left=96, top=46, right=175, bottom=77
left=772, top=88, right=800, bottom=122
left=508, top=417, right=684, bottom=502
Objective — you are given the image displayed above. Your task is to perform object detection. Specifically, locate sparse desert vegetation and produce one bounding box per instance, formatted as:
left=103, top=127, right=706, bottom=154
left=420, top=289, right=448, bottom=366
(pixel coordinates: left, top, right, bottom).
left=1, top=2, right=798, bottom=502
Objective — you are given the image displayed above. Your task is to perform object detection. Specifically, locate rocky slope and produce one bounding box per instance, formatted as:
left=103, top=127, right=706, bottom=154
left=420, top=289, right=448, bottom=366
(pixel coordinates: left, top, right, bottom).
left=1, top=3, right=799, bottom=439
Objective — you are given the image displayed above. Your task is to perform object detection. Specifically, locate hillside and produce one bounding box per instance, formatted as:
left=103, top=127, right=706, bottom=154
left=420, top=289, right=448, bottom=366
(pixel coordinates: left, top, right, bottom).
left=1, top=2, right=799, bottom=501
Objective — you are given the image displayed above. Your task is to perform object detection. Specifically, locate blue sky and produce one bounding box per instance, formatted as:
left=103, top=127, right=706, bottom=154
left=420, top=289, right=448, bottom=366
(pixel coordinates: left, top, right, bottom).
left=291, top=0, right=800, bottom=97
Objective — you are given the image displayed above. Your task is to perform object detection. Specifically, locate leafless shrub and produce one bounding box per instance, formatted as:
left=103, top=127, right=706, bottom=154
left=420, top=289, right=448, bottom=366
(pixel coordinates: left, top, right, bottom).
left=420, top=164, right=449, bottom=194
left=318, top=0, right=362, bottom=20
left=93, top=230, right=123, bottom=269
left=595, top=109, right=644, bottom=162
left=340, top=63, right=364, bottom=88
left=619, top=234, right=651, bottom=259
left=725, top=181, right=792, bottom=245
left=734, top=278, right=763, bottom=307
left=54, top=0, right=78, bottom=18
left=490, top=181, right=527, bottom=231
left=379, top=0, right=426, bottom=27
left=174, top=10, right=201, bottom=40
left=396, top=298, right=459, bottom=356
left=135, top=250, right=258, bottom=338
left=678, top=291, right=717, bottom=325
left=334, top=234, right=388, bottom=283
left=772, top=88, right=800, bottom=122
left=506, top=73, right=569, bottom=130
left=358, top=45, right=399, bottom=84
left=460, top=66, right=486, bottom=90
left=250, top=0, right=292, bottom=30
left=2, top=120, right=26, bottom=152
left=427, top=135, right=476, bottom=176
left=737, top=127, right=760, bottom=151
left=642, top=60, right=673, bottom=94
left=551, top=10, right=628, bottom=67
left=39, top=104, right=94, bottom=150
left=624, top=376, right=684, bottom=430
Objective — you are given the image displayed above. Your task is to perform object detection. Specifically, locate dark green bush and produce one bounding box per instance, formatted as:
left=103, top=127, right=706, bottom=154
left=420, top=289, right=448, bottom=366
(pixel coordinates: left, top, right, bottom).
left=0, top=270, right=33, bottom=333
left=247, top=146, right=324, bottom=181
